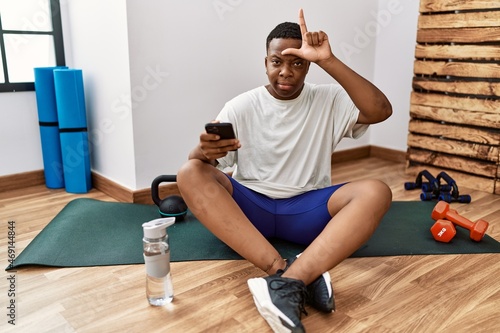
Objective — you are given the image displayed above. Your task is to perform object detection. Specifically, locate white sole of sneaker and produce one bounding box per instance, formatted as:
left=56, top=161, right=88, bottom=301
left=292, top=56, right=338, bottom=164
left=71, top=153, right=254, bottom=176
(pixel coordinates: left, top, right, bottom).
left=247, top=278, right=298, bottom=333
left=295, top=253, right=334, bottom=312
left=295, top=253, right=333, bottom=299
left=321, top=271, right=333, bottom=298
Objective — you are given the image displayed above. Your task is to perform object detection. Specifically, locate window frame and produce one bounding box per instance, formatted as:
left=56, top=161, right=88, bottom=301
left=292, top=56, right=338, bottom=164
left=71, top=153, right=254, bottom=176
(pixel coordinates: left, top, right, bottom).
left=0, top=0, right=65, bottom=92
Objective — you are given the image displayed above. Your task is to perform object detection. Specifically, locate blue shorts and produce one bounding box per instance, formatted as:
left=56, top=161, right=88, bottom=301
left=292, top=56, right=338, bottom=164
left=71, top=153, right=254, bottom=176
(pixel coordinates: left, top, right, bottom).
left=227, top=176, right=345, bottom=245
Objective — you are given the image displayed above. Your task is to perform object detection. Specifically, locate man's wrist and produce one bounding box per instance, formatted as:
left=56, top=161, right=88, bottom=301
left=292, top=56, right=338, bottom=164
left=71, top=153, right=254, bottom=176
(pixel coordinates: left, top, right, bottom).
left=316, top=55, right=337, bottom=69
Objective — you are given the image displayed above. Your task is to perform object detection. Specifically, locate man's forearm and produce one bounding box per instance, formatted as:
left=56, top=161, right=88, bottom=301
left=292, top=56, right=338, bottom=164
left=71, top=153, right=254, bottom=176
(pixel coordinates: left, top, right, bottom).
left=188, top=146, right=217, bottom=166
left=317, top=56, right=392, bottom=124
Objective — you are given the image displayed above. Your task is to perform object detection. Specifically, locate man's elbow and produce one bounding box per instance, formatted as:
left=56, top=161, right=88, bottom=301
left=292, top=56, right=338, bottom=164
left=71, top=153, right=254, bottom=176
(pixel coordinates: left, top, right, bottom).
left=357, top=99, right=393, bottom=124
left=380, top=100, right=392, bottom=121
left=366, top=100, right=392, bottom=124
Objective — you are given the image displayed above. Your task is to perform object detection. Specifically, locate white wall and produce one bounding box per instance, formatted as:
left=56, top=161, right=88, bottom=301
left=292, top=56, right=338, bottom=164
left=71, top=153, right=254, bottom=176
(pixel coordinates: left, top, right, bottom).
left=125, top=0, right=380, bottom=189
left=0, top=92, right=41, bottom=175
left=0, top=0, right=419, bottom=191
left=371, top=0, right=420, bottom=150
left=64, top=0, right=136, bottom=189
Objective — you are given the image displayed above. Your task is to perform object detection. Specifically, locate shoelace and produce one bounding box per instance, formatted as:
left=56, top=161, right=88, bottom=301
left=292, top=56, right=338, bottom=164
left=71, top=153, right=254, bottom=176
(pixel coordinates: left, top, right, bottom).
left=277, top=260, right=314, bottom=304
left=269, top=279, right=308, bottom=316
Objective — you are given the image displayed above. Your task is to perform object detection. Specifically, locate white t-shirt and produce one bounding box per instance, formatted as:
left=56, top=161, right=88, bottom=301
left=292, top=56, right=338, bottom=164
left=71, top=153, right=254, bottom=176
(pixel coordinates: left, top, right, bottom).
left=216, top=82, right=368, bottom=199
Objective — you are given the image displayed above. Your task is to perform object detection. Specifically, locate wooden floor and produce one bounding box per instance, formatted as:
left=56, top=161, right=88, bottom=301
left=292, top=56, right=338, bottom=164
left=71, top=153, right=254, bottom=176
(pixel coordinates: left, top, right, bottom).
left=1, top=157, right=499, bottom=333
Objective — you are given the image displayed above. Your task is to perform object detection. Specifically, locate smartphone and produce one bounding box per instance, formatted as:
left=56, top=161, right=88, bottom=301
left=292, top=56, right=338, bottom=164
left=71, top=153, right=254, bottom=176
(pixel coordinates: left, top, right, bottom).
left=205, top=122, right=236, bottom=140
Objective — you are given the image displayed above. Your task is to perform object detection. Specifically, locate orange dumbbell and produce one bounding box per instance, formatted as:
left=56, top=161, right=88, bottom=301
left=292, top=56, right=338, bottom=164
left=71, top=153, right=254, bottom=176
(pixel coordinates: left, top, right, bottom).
left=431, top=201, right=489, bottom=242
left=430, top=219, right=456, bottom=243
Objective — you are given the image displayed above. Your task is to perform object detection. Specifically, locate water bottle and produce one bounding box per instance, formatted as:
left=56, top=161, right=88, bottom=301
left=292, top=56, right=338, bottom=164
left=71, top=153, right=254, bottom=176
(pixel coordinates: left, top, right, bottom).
left=142, top=217, right=175, bottom=306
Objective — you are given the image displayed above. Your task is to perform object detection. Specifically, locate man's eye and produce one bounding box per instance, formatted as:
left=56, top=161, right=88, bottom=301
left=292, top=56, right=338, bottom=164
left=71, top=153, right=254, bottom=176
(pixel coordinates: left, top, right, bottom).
left=272, top=60, right=281, bottom=65
left=294, top=61, right=303, bottom=67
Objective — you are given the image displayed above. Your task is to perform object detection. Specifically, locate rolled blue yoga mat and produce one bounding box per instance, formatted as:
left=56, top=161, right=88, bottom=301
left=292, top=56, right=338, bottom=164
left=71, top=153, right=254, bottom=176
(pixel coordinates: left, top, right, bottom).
left=53, top=69, right=92, bottom=193
left=34, top=66, right=68, bottom=189
left=59, top=132, right=92, bottom=193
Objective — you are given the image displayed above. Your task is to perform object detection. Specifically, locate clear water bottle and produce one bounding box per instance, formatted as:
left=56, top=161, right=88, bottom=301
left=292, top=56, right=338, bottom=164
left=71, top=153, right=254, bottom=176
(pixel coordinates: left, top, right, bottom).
left=142, top=217, right=175, bottom=306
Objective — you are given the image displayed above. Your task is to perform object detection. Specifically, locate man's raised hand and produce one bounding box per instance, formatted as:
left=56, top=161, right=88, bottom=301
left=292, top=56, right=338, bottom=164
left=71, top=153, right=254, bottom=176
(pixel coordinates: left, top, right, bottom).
left=281, top=8, right=334, bottom=64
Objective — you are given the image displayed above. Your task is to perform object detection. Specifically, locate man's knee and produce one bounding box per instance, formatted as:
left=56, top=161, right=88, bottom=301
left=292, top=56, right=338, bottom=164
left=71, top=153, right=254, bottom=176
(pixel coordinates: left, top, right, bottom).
left=333, top=179, right=392, bottom=213
left=178, top=159, right=197, bottom=177
left=357, top=180, right=393, bottom=220
left=364, top=179, right=392, bottom=202
left=177, top=160, right=232, bottom=195
left=177, top=160, right=209, bottom=185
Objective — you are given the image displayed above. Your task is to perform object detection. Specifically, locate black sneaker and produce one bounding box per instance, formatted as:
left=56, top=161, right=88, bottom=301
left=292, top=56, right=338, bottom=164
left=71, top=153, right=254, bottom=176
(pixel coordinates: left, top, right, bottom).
left=283, top=255, right=335, bottom=313
left=247, top=275, right=308, bottom=333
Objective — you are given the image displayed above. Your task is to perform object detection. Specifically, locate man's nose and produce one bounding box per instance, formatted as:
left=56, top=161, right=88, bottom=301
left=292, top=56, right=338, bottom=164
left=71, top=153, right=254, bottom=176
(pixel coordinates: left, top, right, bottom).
left=279, top=64, right=293, bottom=77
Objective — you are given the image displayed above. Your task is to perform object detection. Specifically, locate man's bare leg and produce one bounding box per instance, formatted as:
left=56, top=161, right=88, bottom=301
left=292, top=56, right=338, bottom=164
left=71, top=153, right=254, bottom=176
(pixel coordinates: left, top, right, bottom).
left=282, top=179, right=392, bottom=284
left=177, top=159, right=286, bottom=274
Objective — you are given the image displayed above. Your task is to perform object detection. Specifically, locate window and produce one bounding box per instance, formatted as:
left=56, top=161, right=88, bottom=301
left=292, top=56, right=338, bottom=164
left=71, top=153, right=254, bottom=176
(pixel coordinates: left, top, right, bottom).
left=0, top=0, right=65, bottom=92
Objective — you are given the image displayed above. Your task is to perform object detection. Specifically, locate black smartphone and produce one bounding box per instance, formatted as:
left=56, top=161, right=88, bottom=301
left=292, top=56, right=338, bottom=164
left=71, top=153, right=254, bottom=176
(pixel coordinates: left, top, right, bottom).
left=205, top=122, right=236, bottom=140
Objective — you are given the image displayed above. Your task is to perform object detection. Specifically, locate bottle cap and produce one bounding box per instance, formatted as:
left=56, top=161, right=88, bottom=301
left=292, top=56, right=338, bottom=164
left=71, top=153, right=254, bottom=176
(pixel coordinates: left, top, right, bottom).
left=142, top=217, right=175, bottom=238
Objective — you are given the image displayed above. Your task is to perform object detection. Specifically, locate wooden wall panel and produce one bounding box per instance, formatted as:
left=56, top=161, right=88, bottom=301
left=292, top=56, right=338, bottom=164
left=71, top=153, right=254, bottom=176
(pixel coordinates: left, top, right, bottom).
left=407, top=133, right=498, bottom=162
left=414, top=61, right=500, bottom=79
left=408, top=120, right=500, bottom=145
left=417, top=27, right=500, bottom=43
left=419, top=0, right=500, bottom=13
left=411, top=93, right=499, bottom=114
left=407, top=148, right=497, bottom=178
left=410, top=105, right=499, bottom=129
left=407, top=2, right=500, bottom=193
left=418, top=11, right=500, bottom=29
left=412, top=78, right=500, bottom=96
left=415, top=44, right=500, bottom=60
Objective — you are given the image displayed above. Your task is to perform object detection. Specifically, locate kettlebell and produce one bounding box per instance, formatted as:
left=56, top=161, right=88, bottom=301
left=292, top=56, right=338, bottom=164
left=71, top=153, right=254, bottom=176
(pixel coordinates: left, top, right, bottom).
left=151, top=175, right=188, bottom=221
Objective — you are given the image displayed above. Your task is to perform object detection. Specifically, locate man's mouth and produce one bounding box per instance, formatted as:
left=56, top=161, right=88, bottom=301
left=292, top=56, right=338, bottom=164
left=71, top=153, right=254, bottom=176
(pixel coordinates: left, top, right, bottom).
left=277, top=83, right=294, bottom=91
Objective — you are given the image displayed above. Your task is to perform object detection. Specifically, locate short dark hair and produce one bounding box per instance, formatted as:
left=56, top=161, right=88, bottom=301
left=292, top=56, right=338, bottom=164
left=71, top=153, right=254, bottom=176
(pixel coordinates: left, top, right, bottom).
left=266, top=22, right=302, bottom=52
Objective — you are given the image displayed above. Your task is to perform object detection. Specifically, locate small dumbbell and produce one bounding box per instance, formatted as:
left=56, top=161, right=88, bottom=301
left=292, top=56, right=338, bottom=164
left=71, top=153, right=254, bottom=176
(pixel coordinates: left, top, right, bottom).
left=431, top=201, right=489, bottom=241
left=430, top=219, right=457, bottom=243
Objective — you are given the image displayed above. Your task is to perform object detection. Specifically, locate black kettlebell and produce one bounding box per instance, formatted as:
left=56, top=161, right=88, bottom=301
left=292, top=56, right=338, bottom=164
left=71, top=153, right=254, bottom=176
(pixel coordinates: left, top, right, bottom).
left=151, top=175, right=188, bottom=221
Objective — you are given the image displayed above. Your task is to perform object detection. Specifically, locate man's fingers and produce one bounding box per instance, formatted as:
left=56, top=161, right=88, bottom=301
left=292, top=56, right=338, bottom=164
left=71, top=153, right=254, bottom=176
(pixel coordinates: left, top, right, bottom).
left=281, top=47, right=301, bottom=57
left=311, top=32, right=320, bottom=45
left=303, top=32, right=320, bottom=46
left=298, top=8, right=308, bottom=35
left=298, top=9, right=325, bottom=46
left=303, top=31, right=328, bottom=47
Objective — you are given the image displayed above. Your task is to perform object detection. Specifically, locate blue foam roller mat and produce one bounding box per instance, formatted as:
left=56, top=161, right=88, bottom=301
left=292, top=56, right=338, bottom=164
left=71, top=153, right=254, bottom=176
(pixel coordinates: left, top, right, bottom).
left=59, top=132, right=92, bottom=193
left=53, top=69, right=88, bottom=128
left=34, top=66, right=68, bottom=188
left=37, top=125, right=65, bottom=188
left=53, top=69, right=92, bottom=193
